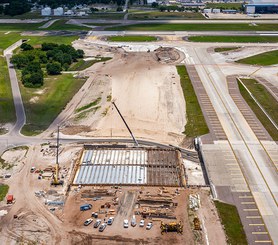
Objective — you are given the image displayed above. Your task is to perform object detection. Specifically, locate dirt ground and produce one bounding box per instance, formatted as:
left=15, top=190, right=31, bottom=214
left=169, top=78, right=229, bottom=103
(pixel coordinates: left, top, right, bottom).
left=54, top=40, right=186, bottom=145
left=0, top=144, right=226, bottom=245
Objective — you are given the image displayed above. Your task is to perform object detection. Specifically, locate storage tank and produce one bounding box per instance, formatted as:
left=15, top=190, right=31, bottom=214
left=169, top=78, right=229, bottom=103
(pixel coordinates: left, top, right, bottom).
left=41, top=7, right=51, bottom=16
left=212, top=9, right=221, bottom=14
left=203, top=8, right=212, bottom=13
left=54, top=7, right=64, bottom=16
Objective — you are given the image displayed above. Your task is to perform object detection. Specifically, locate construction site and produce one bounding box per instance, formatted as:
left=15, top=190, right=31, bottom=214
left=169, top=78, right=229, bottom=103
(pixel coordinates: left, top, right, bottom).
left=72, top=146, right=185, bottom=187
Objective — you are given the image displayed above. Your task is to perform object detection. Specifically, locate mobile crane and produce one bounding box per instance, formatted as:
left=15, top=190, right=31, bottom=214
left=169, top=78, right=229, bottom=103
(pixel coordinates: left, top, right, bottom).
left=51, top=126, right=64, bottom=186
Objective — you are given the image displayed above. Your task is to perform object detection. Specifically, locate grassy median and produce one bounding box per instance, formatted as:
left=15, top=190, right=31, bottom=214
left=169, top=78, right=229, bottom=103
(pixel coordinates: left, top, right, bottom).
left=128, top=11, right=204, bottom=20
left=0, top=57, right=16, bottom=125
left=107, top=23, right=278, bottom=31
left=236, top=50, right=278, bottom=66
left=215, top=201, right=247, bottom=245
left=107, top=35, right=157, bottom=42
left=69, top=57, right=111, bottom=71
left=176, top=65, right=209, bottom=137
left=214, top=47, right=240, bottom=52
left=238, top=78, right=278, bottom=140
left=188, top=36, right=278, bottom=43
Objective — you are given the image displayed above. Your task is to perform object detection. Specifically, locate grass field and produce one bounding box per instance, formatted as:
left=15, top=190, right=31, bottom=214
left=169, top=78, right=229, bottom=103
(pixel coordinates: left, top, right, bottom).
left=69, top=57, right=112, bottom=71
left=128, top=11, right=204, bottom=20
left=0, top=57, right=16, bottom=125
left=25, top=35, right=79, bottom=46
left=0, top=184, right=9, bottom=201
left=0, top=23, right=44, bottom=31
left=107, top=35, right=157, bottom=42
left=45, top=19, right=91, bottom=31
left=238, top=78, right=278, bottom=141
left=20, top=73, right=86, bottom=136
left=75, top=97, right=101, bottom=113
left=206, top=2, right=243, bottom=9
left=188, top=36, right=278, bottom=43
left=236, top=50, right=278, bottom=66
left=107, top=23, right=278, bottom=31
left=176, top=65, right=209, bottom=137
left=0, top=32, right=79, bottom=54
left=214, top=47, right=240, bottom=52
left=88, top=12, right=125, bottom=19
left=214, top=201, right=247, bottom=245
left=0, top=32, right=22, bottom=53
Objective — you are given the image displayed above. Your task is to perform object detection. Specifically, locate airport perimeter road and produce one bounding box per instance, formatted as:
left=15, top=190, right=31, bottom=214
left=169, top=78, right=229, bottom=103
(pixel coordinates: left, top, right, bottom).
left=4, top=41, right=26, bottom=136
left=185, top=46, right=278, bottom=244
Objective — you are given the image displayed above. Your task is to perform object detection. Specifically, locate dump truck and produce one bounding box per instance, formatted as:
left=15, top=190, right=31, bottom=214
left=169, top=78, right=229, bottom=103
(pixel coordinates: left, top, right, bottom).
left=6, top=194, right=14, bottom=204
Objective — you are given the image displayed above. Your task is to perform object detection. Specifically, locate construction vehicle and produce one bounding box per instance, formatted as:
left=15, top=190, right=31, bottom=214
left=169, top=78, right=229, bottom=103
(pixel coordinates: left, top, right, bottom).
left=51, top=126, right=64, bottom=186
left=160, top=221, right=183, bottom=234
left=193, top=216, right=201, bottom=230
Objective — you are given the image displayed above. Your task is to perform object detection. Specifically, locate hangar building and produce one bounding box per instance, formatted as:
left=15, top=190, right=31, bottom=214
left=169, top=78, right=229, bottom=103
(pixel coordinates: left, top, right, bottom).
left=245, top=0, right=278, bottom=14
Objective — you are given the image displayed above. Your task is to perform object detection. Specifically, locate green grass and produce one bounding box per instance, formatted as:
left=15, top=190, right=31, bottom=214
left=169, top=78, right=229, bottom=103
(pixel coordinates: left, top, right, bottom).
left=76, top=97, right=101, bottom=113
left=45, top=19, right=91, bottom=31
left=176, top=65, right=209, bottom=137
left=107, top=23, right=278, bottom=31
left=0, top=57, right=16, bottom=124
left=238, top=78, right=278, bottom=141
left=0, top=23, right=44, bottom=31
left=236, top=50, right=278, bottom=66
left=0, top=11, right=41, bottom=19
left=188, top=36, right=278, bottom=43
left=0, top=32, right=22, bottom=53
left=206, top=2, right=243, bottom=9
left=107, top=35, right=157, bottom=42
left=0, top=32, right=79, bottom=54
left=214, top=201, right=247, bottom=245
left=0, top=184, right=9, bottom=201
left=128, top=11, right=204, bottom=20
left=88, top=12, right=125, bottom=19
left=25, top=35, right=79, bottom=46
left=20, top=73, right=86, bottom=136
left=214, top=47, right=240, bottom=52
left=69, top=57, right=112, bottom=71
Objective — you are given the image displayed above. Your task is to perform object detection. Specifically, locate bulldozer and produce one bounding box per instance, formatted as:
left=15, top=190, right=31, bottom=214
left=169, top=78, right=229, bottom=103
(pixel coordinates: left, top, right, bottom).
left=193, top=216, right=202, bottom=230
left=160, top=221, right=183, bottom=234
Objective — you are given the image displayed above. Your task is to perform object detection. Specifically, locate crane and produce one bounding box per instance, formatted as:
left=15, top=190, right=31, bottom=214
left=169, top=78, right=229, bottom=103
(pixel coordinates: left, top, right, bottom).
left=51, top=126, right=64, bottom=186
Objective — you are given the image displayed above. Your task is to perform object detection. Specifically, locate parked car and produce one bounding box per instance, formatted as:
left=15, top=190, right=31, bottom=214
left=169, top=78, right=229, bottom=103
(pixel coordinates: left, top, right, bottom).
left=107, top=217, right=114, bottom=225
left=139, top=220, right=145, bottom=227
left=94, top=219, right=101, bottom=228
left=146, top=222, right=153, bottom=230
left=131, top=215, right=136, bottom=227
left=123, top=219, right=129, bottom=228
left=99, top=223, right=107, bottom=232
left=84, top=218, right=93, bottom=226
left=80, top=204, right=92, bottom=211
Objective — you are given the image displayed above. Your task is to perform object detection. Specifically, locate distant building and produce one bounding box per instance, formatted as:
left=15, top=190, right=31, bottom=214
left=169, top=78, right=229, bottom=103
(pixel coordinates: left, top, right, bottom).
left=41, top=7, right=51, bottom=16
left=203, top=8, right=212, bottom=13
left=147, top=0, right=157, bottom=4
left=53, top=7, right=64, bottom=16
left=212, top=9, right=221, bottom=14
left=245, top=0, right=278, bottom=14
left=64, top=10, right=74, bottom=16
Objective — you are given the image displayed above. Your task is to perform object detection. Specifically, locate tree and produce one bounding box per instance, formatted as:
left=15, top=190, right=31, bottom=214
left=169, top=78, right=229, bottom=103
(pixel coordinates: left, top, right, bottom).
left=41, top=42, right=59, bottom=51
left=22, top=72, right=44, bottom=87
left=20, top=43, right=33, bottom=51
left=3, top=1, right=31, bottom=16
left=46, top=62, right=62, bottom=75
left=116, top=6, right=123, bottom=12
left=76, top=49, right=84, bottom=58
left=151, top=2, right=158, bottom=8
left=10, top=54, right=29, bottom=69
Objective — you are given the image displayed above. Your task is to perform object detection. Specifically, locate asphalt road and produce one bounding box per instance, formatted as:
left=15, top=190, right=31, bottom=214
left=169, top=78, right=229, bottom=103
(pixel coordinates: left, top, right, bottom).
left=4, top=41, right=26, bottom=137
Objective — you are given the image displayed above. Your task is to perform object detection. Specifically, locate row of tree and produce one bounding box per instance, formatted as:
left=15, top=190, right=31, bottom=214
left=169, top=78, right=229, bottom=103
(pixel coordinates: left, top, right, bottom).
left=0, top=0, right=31, bottom=16
left=11, top=42, right=84, bottom=88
